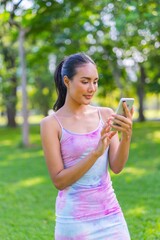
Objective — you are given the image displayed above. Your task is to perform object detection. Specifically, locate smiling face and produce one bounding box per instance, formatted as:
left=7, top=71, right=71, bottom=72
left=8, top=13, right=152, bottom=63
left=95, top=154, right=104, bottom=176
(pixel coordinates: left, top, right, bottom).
left=64, top=62, right=99, bottom=106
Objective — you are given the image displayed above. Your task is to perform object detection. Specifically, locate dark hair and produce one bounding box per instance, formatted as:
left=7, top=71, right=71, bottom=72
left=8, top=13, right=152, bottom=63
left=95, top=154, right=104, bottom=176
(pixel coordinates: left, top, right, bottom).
left=53, top=52, right=96, bottom=111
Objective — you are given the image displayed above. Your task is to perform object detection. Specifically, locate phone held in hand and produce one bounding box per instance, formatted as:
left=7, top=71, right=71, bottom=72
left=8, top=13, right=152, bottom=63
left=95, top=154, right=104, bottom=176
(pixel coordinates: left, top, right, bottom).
left=111, top=98, right=134, bottom=131
left=115, top=98, right=134, bottom=116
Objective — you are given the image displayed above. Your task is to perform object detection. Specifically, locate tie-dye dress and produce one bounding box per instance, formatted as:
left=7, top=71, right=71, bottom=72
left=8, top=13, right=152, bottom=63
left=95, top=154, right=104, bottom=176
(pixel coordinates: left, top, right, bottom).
left=53, top=111, right=130, bottom=240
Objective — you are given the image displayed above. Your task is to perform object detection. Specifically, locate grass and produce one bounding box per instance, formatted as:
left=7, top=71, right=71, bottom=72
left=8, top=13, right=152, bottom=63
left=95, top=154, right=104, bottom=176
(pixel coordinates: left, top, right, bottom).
left=0, top=121, right=160, bottom=240
left=0, top=126, right=56, bottom=240
left=111, top=121, right=160, bottom=239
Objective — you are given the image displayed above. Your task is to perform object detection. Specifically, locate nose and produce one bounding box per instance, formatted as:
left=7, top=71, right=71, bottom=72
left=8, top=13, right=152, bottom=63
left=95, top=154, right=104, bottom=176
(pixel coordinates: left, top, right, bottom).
left=88, top=83, right=96, bottom=92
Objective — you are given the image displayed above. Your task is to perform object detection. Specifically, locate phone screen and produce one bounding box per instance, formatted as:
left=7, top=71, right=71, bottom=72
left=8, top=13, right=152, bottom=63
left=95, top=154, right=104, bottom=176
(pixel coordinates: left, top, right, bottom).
left=116, top=98, right=134, bottom=116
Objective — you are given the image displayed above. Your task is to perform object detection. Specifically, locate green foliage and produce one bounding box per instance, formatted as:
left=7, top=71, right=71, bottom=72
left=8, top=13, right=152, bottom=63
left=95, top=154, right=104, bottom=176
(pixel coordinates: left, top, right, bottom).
left=0, top=122, right=160, bottom=239
left=0, top=0, right=160, bottom=124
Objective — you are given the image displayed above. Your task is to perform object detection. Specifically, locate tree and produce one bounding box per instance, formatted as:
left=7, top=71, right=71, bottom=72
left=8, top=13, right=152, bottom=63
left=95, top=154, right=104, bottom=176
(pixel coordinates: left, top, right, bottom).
left=110, top=0, right=160, bottom=120
left=0, top=0, right=159, bottom=126
left=0, top=0, right=30, bottom=145
left=0, top=10, right=18, bottom=127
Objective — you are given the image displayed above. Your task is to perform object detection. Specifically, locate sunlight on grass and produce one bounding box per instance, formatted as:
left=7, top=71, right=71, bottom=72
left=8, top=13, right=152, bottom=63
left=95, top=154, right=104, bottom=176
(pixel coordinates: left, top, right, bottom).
left=146, top=227, right=160, bottom=236
left=144, top=110, right=160, bottom=119
left=127, top=206, right=147, bottom=217
left=143, top=220, right=160, bottom=239
left=123, top=167, right=146, bottom=176
left=15, top=177, right=46, bottom=189
left=15, top=114, right=42, bottom=125
left=111, top=167, right=147, bottom=179
left=1, top=139, right=13, bottom=146
left=130, top=142, right=138, bottom=149
left=146, top=131, right=160, bottom=142
left=0, top=114, right=43, bottom=126
left=0, top=157, right=14, bottom=166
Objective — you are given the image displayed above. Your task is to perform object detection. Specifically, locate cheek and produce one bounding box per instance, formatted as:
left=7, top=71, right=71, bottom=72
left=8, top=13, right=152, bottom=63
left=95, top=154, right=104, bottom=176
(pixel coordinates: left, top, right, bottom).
left=69, top=86, right=81, bottom=98
left=70, top=83, right=85, bottom=94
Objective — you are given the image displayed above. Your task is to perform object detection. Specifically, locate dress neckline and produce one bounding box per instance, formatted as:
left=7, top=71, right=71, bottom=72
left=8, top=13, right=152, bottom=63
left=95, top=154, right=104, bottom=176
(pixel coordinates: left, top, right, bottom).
left=62, top=119, right=103, bottom=136
left=53, top=107, right=104, bottom=136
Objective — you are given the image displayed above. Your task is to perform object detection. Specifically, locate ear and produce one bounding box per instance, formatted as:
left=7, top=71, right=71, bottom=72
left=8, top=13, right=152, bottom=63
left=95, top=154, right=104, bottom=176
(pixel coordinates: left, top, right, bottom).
left=63, top=75, right=70, bottom=88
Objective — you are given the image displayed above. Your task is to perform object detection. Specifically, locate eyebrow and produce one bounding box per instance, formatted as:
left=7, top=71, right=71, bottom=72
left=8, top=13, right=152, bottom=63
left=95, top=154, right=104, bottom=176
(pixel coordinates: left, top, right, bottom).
left=80, top=77, right=99, bottom=80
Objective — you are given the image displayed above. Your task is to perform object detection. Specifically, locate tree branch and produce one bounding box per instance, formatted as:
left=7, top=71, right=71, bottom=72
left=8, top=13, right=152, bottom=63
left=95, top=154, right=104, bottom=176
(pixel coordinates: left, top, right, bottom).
left=9, top=0, right=23, bottom=28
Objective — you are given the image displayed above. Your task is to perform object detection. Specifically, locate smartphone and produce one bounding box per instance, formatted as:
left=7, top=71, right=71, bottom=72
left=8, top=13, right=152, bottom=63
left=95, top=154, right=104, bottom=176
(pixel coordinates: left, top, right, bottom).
left=115, top=98, right=134, bottom=116
left=112, top=98, right=134, bottom=130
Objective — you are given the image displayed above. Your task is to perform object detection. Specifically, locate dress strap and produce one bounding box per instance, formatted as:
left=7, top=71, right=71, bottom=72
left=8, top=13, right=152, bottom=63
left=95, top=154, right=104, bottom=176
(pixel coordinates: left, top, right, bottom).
left=53, top=114, right=63, bottom=129
left=97, top=108, right=104, bottom=124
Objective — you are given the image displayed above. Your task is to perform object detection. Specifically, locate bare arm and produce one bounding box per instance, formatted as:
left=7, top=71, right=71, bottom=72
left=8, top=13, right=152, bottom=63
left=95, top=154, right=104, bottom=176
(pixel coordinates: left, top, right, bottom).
left=40, top=115, right=116, bottom=190
left=108, top=102, right=134, bottom=174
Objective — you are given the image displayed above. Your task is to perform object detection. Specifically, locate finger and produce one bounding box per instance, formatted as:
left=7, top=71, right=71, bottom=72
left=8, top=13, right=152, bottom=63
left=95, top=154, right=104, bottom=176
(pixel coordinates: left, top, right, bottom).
left=107, top=117, right=112, bottom=125
left=111, top=119, right=132, bottom=132
left=101, top=133, right=110, bottom=143
left=112, top=117, right=132, bottom=127
left=112, top=114, right=129, bottom=124
left=112, top=126, right=132, bottom=138
left=101, top=123, right=110, bottom=136
left=130, top=107, right=134, bottom=117
left=101, top=129, right=117, bottom=142
left=122, top=101, right=131, bottom=118
left=108, top=131, right=117, bottom=139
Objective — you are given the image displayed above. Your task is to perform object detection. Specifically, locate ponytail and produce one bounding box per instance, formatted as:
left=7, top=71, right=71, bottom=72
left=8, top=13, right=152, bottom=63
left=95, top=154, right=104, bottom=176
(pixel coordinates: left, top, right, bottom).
left=53, top=60, right=67, bottom=111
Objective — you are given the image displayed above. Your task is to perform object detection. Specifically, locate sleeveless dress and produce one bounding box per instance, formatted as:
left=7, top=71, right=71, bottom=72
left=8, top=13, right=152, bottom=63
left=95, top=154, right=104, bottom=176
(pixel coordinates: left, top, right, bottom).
left=53, top=109, right=130, bottom=240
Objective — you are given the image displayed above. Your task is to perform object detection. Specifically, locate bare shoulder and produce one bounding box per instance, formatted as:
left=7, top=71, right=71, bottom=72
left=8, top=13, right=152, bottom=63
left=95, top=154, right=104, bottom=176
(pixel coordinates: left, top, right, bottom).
left=98, top=106, right=114, bottom=122
left=40, top=114, right=55, bottom=128
left=40, top=113, right=61, bottom=138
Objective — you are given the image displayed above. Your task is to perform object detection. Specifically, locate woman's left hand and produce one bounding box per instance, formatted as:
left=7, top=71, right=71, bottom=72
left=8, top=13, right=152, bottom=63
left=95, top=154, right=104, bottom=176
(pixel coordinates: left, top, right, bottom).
left=111, top=101, right=134, bottom=141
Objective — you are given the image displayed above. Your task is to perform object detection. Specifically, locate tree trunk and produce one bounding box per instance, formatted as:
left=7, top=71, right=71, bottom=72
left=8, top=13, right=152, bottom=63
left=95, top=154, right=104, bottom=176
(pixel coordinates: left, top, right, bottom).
left=137, top=64, right=146, bottom=122
left=2, top=48, right=17, bottom=127
left=6, top=76, right=17, bottom=127
left=19, top=28, right=29, bottom=146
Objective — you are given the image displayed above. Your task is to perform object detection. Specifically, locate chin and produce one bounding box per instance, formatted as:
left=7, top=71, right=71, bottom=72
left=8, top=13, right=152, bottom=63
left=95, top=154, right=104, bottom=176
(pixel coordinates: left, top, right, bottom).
left=84, top=100, right=92, bottom=105
left=76, top=97, right=92, bottom=105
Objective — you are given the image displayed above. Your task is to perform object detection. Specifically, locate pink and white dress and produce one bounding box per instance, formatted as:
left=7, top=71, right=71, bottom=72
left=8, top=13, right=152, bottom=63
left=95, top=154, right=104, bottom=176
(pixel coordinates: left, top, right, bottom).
left=53, top=109, right=131, bottom=240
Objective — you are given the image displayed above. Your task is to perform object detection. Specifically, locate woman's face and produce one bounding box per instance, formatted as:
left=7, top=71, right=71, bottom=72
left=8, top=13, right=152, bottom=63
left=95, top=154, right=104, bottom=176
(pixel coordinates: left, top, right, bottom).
left=65, top=62, right=99, bottom=105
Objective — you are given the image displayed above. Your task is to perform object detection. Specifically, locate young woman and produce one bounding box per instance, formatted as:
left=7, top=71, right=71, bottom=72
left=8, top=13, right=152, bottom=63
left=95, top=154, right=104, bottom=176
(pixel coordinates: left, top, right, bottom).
left=40, top=52, right=133, bottom=239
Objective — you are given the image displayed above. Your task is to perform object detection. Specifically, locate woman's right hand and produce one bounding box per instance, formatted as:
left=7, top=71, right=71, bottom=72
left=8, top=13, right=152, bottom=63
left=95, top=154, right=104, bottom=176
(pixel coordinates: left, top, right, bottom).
left=95, top=120, right=117, bottom=157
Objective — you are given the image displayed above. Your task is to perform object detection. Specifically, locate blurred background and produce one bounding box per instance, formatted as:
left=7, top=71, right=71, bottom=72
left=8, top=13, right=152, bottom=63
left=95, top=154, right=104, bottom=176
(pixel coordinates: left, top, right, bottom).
left=0, top=1, right=160, bottom=239
left=0, top=0, right=159, bottom=146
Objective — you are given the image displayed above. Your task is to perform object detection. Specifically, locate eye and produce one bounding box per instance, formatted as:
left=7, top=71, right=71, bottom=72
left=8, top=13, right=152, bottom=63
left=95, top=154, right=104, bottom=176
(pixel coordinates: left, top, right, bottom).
left=94, top=81, right=98, bottom=85
left=82, top=81, right=88, bottom=84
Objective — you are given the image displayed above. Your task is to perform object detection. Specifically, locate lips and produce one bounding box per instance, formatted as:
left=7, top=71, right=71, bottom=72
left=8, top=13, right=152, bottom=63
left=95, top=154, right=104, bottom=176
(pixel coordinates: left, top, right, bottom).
left=84, top=95, right=93, bottom=99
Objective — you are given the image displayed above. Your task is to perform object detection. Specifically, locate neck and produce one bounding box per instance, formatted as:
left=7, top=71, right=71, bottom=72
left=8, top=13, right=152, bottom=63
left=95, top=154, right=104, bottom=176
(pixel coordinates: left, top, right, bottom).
left=61, top=94, right=87, bottom=115
left=63, top=104, right=89, bottom=116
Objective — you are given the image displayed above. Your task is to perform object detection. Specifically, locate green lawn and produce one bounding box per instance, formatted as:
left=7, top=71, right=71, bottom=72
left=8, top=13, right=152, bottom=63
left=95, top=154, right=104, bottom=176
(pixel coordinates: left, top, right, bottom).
left=0, top=121, right=160, bottom=240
